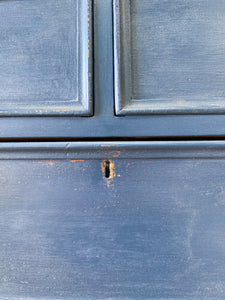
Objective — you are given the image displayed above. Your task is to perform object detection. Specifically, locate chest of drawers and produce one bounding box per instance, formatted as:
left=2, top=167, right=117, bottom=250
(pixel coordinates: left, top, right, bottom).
left=0, top=0, right=225, bottom=299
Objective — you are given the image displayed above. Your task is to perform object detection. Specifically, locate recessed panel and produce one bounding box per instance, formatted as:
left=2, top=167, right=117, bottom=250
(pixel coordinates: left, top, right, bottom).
left=0, top=0, right=92, bottom=116
left=114, top=0, right=225, bottom=115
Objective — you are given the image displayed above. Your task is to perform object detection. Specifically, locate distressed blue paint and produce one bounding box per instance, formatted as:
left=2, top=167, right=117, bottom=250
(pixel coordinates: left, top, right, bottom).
left=0, top=141, right=225, bottom=159
left=114, top=0, right=225, bottom=115
left=1, top=2, right=225, bottom=300
left=0, top=0, right=92, bottom=116
left=1, top=1, right=225, bottom=136
left=0, top=142, right=224, bottom=298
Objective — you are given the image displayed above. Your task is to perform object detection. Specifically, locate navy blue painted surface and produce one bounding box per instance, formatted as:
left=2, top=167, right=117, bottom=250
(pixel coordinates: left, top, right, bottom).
left=0, top=142, right=224, bottom=298
left=0, top=0, right=92, bottom=116
left=1, top=0, right=225, bottom=136
left=114, top=0, right=225, bottom=115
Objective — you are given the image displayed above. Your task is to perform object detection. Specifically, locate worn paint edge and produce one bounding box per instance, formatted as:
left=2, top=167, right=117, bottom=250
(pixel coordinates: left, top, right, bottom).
left=0, top=141, right=223, bottom=159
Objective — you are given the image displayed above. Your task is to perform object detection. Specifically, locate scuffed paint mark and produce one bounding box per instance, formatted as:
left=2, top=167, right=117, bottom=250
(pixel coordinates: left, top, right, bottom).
left=117, top=0, right=120, bottom=16
left=112, top=151, right=121, bottom=158
left=101, top=144, right=111, bottom=148
left=70, top=160, right=84, bottom=163
left=104, top=151, right=121, bottom=157
left=38, top=160, right=54, bottom=166
left=127, top=162, right=136, bottom=166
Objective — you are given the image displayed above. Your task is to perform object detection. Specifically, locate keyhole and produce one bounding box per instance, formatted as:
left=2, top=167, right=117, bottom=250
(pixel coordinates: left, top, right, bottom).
left=104, top=160, right=110, bottom=178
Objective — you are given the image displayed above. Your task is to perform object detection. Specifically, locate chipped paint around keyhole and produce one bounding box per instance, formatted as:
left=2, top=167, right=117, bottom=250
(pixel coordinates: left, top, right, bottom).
left=101, top=160, right=115, bottom=185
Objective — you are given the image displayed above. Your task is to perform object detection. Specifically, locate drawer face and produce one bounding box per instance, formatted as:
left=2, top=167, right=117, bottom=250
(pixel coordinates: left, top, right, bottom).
left=0, top=0, right=92, bottom=116
left=1, top=141, right=225, bottom=299
left=114, top=0, right=225, bottom=115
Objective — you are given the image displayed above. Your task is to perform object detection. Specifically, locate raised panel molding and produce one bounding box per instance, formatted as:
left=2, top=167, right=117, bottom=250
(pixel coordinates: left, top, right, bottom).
left=114, top=0, right=225, bottom=115
left=0, top=0, right=93, bottom=116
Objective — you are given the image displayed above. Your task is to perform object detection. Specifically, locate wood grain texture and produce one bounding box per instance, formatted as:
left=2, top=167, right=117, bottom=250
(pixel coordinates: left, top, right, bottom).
left=0, top=0, right=93, bottom=116
left=114, top=0, right=225, bottom=115
left=0, top=142, right=224, bottom=298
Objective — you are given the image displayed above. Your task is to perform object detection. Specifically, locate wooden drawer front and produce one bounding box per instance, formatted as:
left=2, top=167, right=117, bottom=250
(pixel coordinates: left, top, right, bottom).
left=114, top=0, right=225, bottom=115
left=0, top=141, right=225, bottom=298
left=0, top=0, right=92, bottom=116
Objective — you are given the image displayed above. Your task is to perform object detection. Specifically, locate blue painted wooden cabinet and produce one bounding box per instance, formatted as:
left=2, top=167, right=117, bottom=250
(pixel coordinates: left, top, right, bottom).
left=0, top=0, right=225, bottom=299
left=1, top=0, right=225, bottom=137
